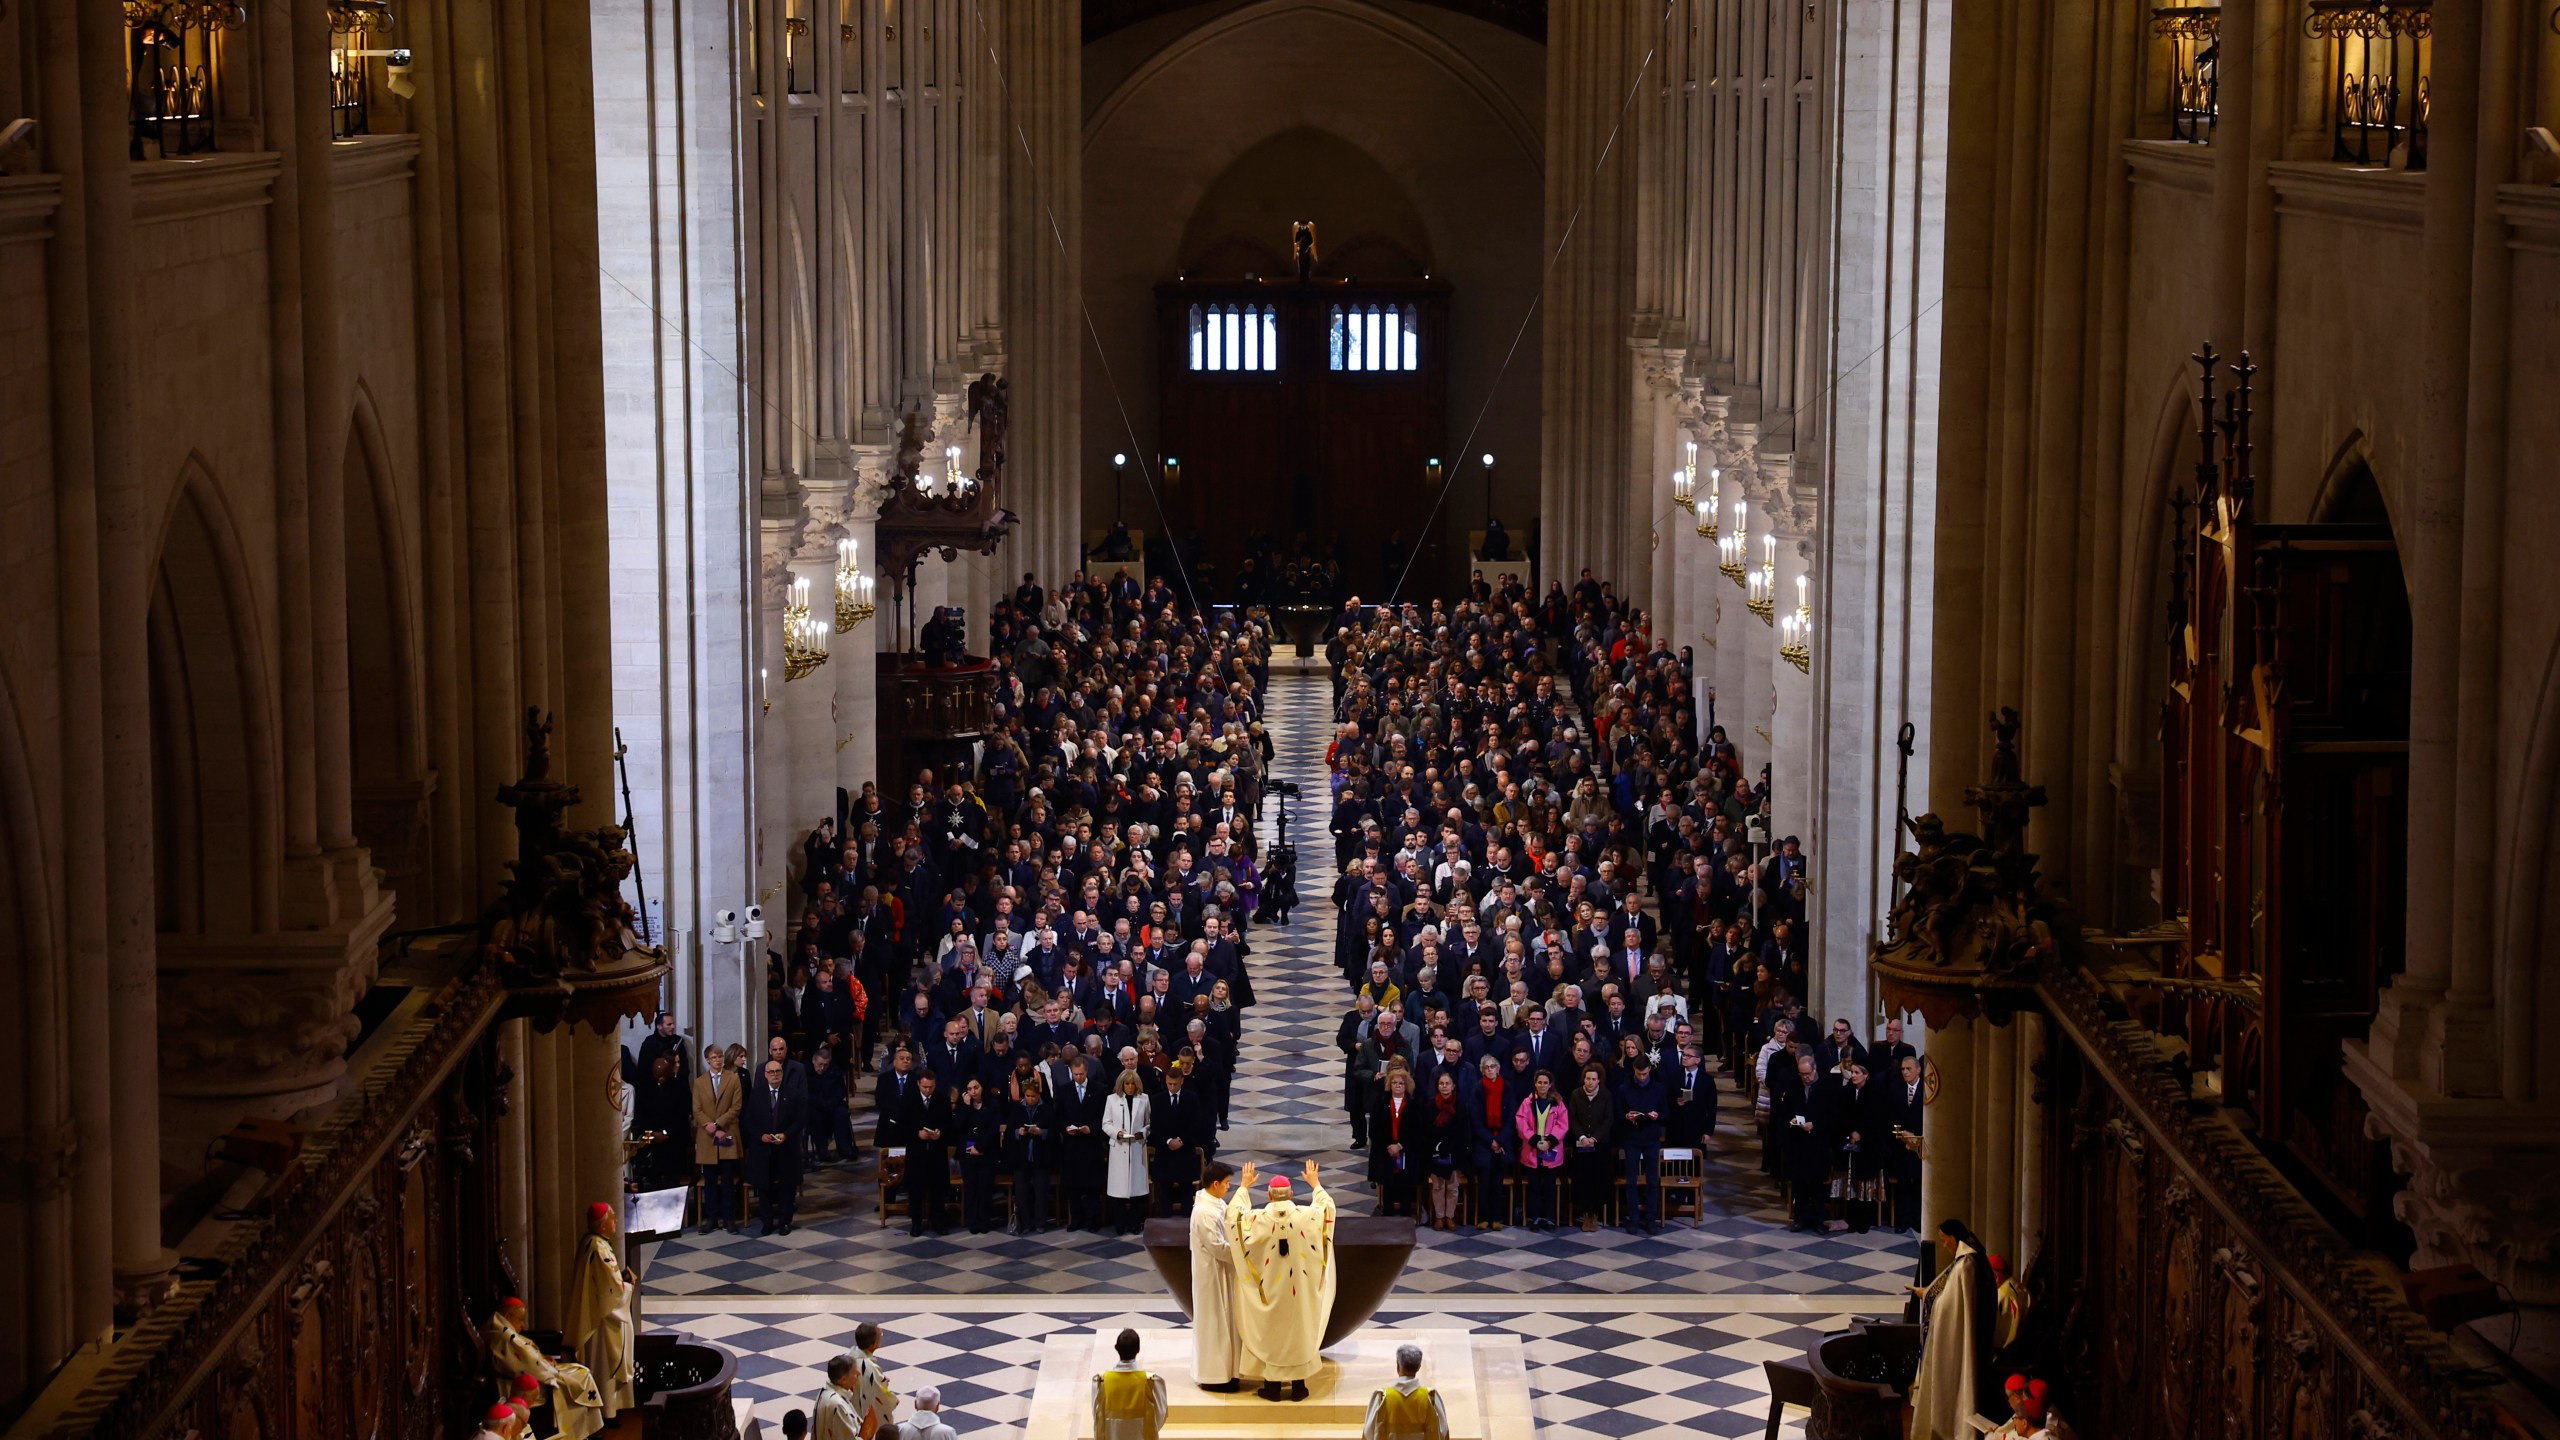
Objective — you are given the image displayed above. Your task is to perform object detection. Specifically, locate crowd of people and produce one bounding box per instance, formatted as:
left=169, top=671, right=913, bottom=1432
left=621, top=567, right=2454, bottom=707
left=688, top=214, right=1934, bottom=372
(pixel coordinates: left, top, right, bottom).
left=619, top=571, right=1277, bottom=1237
left=611, top=562, right=1923, bottom=1244
left=1316, top=572, right=1917, bottom=1238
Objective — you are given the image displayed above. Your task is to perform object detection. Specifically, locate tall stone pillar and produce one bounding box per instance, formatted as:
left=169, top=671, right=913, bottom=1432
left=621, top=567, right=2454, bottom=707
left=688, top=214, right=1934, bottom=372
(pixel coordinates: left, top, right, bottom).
left=1920, top=1012, right=1973, bottom=1240
left=1000, top=0, right=1082, bottom=584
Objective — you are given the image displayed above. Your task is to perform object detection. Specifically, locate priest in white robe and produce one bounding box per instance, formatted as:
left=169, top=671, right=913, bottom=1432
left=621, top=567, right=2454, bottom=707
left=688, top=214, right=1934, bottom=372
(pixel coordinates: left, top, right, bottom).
left=563, top=1201, right=639, bottom=1416
left=484, top=1297, right=607, bottom=1440
left=1227, top=1159, right=1336, bottom=1400
left=1908, top=1219, right=1998, bottom=1440
left=1189, top=1160, right=1246, bottom=1390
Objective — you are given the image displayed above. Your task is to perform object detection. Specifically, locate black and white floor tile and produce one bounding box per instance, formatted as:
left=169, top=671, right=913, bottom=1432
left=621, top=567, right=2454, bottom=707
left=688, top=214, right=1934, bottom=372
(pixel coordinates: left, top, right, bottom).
left=651, top=1298, right=1873, bottom=1440
left=644, top=672, right=1905, bottom=1437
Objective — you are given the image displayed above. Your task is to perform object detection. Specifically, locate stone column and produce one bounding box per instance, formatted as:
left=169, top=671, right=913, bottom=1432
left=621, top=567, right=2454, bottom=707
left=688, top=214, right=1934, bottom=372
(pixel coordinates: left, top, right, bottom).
left=1000, top=0, right=1081, bottom=584
left=69, top=0, right=176, bottom=1314
left=1920, top=1012, right=1974, bottom=1239
left=40, top=0, right=119, bottom=1347
left=2379, top=0, right=2479, bottom=1083
left=1709, top=452, right=1752, bottom=741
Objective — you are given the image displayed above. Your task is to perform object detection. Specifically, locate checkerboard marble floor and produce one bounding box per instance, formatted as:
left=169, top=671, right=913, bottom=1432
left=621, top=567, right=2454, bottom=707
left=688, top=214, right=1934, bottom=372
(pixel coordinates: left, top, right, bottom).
left=651, top=1298, right=1877, bottom=1439
left=643, top=671, right=1909, bottom=1437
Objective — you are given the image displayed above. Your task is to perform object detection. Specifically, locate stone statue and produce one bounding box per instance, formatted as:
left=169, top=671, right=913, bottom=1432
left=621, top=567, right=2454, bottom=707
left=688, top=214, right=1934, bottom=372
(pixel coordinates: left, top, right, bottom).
left=1291, top=220, right=1317, bottom=282
left=965, top=371, right=1009, bottom=483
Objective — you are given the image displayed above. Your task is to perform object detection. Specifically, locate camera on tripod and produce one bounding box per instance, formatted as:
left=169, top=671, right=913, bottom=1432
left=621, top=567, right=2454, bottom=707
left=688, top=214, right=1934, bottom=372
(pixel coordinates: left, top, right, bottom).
left=1271, top=780, right=1301, bottom=798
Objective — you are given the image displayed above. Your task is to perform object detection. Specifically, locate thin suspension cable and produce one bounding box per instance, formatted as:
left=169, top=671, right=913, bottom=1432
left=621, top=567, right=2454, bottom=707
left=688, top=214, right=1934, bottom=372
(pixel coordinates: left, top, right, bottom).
left=1385, top=1, right=1679, bottom=608
left=967, top=0, right=1202, bottom=613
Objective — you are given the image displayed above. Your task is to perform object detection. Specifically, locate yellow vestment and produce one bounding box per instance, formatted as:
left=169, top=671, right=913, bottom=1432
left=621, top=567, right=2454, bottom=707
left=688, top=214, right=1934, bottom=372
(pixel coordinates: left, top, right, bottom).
left=1226, top=1183, right=1336, bottom=1382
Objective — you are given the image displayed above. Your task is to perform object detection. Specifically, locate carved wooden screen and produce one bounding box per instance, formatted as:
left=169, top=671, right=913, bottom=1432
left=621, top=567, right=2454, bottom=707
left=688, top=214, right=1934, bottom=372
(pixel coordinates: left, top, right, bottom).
left=2156, top=350, right=2411, bottom=1244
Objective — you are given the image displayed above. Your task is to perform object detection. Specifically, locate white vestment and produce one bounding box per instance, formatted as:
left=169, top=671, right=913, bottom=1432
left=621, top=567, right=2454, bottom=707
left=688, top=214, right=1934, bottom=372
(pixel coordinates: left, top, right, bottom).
left=1189, top=1187, right=1244, bottom=1384
left=483, top=1311, right=606, bottom=1440
left=1909, top=1243, right=1990, bottom=1440
left=1227, top=1184, right=1336, bottom=1382
left=563, top=1233, right=638, bottom=1415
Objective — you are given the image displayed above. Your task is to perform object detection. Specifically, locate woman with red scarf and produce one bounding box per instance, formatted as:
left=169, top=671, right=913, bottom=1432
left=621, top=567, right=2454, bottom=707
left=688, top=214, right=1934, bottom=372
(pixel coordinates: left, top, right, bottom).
left=1425, top=1070, right=1467, bottom=1230
left=1368, top=1065, right=1427, bottom=1217
left=1467, top=1055, right=1510, bottom=1228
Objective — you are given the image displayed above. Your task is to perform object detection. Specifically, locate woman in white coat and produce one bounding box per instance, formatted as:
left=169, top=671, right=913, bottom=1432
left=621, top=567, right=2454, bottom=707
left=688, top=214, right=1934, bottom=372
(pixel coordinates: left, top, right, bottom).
left=1104, top=1068, right=1153, bottom=1234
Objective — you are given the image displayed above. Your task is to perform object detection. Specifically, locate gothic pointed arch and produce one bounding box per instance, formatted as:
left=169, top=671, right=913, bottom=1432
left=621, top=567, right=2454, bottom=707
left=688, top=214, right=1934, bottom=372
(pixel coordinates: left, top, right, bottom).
left=344, top=383, right=433, bottom=917
left=149, top=456, right=283, bottom=935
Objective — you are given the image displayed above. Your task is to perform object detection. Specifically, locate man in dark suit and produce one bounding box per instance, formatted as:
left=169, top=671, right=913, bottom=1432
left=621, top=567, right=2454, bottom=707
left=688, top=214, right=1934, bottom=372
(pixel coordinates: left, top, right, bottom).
left=1513, top=1007, right=1567, bottom=1079
left=1666, top=1043, right=1717, bottom=1148
left=1057, top=1054, right=1110, bottom=1229
left=1868, top=1017, right=1918, bottom=1073
left=1884, top=1052, right=1925, bottom=1233
left=743, top=1058, right=807, bottom=1235
left=1148, top=1065, right=1210, bottom=1216
left=922, top=1016, right=980, bottom=1092
left=1814, top=1017, right=1868, bottom=1077
left=900, top=1070, right=955, bottom=1236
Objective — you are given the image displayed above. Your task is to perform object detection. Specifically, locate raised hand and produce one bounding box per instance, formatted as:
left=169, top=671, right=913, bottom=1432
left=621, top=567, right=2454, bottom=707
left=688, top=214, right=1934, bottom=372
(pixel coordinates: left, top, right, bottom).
left=1238, top=1160, right=1258, bottom=1190
left=1302, top=1159, right=1321, bottom=1189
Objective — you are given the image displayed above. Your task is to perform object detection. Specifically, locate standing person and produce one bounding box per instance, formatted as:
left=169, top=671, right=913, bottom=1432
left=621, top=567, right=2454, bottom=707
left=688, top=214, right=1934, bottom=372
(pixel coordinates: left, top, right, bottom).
left=692, top=1044, right=743, bottom=1234
left=1616, top=1054, right=1668, bottom=1234
left=744, top=1058, right=808, bottom=1236
left=1563, top=1065, right=1617, bottom=1231
left=1360, top=1343, right=1450, bottom=1440
left=1467, top=1055, right=1509, bottom=1229
left=1149, top=1064, right=1209, bottom=1216
left=1886, top=1053, right=1925, bottom=1233
left=1104, top=1068, right=1153, bottom=1234
left=1059, top=1055, right=1109, bottom=1230
left=1423, top=1070, right=1465, bottom=1231
left=806, top=1046, right=853, bottom=1167
left=564, top=1203, right=638, bottom=1419
left=1188, top=1162, right=1245, bottom=1392
left=954, top=1078, right=1002, bottom=1233
left=812, top=1353, right=864, bottom=1440
left=874, top=1045, right=919, bottom=1208
left=1091, top=1329, right=1168, bottom=1440
left=1908, top=1221, right=1999, bottom=1440
left=1666, top=1043, right=1715, bottom=1149
left=1513, top=1070, right=1568, bottom=1232
left=1008, top=1071, right=1057, bottom=1234
left=1367, top=1066, right=1423, bottom=1218
left=1834, top=1058, right=1887, bottom=1233
left=848, top=1323, right=900, bottom=1440
left=901, top=1071, right=954, bottom=1237
left=1226, top=1162, right=1336, bottom=1402
left=903, top=1387, right=958, bottom=1440
left=1772, top=1054, right=1830, bottom=1233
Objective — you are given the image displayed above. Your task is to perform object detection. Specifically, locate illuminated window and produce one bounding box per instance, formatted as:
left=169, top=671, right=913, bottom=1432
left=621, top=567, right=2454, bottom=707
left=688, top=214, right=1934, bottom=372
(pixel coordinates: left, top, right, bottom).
left=1188, top=303, right=1280, bottom=373
left=1329, top=303, right=1420, bottom=372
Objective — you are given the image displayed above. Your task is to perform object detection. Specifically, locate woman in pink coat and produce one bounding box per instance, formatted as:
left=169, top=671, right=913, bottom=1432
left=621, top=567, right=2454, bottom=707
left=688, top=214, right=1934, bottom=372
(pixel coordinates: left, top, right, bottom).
left=1513, top=1069, right=1569, bottom=1232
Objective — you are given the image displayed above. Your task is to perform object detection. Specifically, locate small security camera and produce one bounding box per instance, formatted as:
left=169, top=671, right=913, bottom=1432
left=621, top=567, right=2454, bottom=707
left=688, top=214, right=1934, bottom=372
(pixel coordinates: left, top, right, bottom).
left=711, top=909, right=740, bottom=945
left=385, top=48, right=415, bottom=99
left=742, top=904, right=767, bottom=940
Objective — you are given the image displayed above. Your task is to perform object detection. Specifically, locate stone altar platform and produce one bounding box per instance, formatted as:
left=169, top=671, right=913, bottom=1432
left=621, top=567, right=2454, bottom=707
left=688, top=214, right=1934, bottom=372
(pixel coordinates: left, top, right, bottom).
left=1024, top=1328, right=1532, bottom=1440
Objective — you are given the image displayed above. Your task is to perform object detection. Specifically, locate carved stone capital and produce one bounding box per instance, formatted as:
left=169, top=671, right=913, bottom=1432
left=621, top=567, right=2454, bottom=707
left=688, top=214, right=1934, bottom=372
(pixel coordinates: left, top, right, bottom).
left=847, top=445, right=898, bottom=523
left=2347, top=1069, right=2560, bottom=1302
left=759, top=516, right=807, bottom=606
left=1637, top=345, right=1686, bottom=397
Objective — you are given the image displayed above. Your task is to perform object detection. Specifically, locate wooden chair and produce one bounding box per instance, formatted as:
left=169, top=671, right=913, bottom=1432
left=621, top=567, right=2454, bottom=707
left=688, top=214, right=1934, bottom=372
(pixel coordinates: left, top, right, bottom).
left=1760, top=1357, right=1818, bottom=1440
left=1659, top=1146, right=1704, bottom=1227
left=877, top=1148, right=908, bottom=1226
